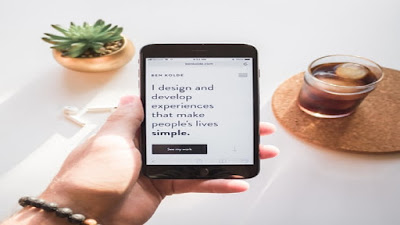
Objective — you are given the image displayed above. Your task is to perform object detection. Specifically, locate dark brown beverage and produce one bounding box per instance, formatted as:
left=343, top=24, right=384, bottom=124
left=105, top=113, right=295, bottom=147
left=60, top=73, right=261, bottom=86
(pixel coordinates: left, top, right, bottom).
left=298, top=61, right=380, bottom=118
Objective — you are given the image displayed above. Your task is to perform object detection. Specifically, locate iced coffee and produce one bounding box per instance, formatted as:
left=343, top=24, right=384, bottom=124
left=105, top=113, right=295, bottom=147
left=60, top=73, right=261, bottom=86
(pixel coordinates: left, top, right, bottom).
left=298, top=55, right=383, bottom=118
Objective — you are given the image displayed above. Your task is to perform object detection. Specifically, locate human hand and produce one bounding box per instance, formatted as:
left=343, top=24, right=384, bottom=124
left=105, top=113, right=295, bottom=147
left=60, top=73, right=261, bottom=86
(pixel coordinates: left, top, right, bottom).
left=12, top=96, right=279, bottom=225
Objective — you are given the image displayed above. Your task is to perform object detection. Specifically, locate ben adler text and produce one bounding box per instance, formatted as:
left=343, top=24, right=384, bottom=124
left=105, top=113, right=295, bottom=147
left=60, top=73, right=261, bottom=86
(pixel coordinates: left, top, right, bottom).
left=151, top=73, right=184, bottom=77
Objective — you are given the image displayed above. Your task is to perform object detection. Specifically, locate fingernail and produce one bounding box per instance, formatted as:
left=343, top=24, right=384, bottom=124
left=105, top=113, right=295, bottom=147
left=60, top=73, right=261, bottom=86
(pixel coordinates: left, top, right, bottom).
left=265, top=122, right=277, bottom=131
left=119, top=96, right=136, bottom=106
left=266, top=145, right=280, bottom=154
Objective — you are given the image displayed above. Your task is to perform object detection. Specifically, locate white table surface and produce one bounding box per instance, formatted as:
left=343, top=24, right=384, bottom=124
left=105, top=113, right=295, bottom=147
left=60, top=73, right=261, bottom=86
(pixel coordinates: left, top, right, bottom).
left=1, top=0, right=400, bottom=224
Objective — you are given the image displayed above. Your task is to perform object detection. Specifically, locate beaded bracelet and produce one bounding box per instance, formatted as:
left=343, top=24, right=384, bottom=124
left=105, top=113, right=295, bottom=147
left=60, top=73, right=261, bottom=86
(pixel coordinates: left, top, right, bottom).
left=18, top=196, right=102, bottom=225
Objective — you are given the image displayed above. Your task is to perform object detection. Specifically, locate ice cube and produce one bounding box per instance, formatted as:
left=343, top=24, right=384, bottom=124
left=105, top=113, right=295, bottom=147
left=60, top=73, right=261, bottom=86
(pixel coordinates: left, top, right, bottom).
left=335, top=63, right=368, bottom=79
left=316, top=76, right=365, bottom=94
left=317, top=76, right=354, bottom=86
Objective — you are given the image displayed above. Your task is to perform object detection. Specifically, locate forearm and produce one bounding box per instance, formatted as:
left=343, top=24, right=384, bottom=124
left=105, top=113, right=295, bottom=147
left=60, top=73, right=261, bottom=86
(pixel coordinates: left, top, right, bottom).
left=1, top=187, right=108, bottom=225
left=2, top=208, right=70, bottom=225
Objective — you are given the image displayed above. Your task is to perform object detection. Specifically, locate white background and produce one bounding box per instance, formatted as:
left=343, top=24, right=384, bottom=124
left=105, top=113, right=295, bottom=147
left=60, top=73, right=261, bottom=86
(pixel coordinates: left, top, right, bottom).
left=1, top=0, right=400, bottom=224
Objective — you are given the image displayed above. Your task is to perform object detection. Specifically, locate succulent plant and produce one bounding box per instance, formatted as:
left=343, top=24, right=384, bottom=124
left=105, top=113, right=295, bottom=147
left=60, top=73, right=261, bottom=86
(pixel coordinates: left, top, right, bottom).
left=42, top=19, right=123, bottom=58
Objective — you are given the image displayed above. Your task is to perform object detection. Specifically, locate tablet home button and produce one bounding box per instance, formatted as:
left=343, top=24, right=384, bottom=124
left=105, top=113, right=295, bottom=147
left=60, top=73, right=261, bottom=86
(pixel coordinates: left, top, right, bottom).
left=199, top=168, right=209, bottom=177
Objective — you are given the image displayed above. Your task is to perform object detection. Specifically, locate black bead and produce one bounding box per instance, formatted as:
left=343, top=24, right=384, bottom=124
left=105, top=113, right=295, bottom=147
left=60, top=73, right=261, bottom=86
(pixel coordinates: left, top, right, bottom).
left=26, top=197, right=37, bottom=206
left=67, top=214, right=86, bottom=224
left=31, top=198, right=45, bottom=208
left=42, top=202, right=58, bottom=212
left=55, top=207, right=73, bottom=218
left=18, top=197, right=30, bottom=207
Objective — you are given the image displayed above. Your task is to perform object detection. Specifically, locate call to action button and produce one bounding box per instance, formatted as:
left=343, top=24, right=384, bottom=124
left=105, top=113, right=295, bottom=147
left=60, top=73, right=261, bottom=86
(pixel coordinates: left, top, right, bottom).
left=152, top=144, right=207, bottom=154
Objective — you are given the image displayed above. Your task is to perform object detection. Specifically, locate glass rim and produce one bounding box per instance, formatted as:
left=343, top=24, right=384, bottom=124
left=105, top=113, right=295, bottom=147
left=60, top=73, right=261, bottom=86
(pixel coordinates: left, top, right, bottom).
left=307, top=54, right=384, bottom=89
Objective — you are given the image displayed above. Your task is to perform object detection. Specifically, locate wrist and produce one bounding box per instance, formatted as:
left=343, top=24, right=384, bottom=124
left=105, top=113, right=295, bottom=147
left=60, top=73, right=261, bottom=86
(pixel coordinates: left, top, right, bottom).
left=2, top=196, right=106, bottom=225
left=40, top=180, right=121, bottom=223
left=2, top=208, right=70, bottom=225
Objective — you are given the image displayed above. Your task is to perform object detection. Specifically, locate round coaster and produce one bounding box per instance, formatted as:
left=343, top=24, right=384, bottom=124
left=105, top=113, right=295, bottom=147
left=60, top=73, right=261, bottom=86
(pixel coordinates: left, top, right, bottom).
left=271, top=68, right=400, bottom=153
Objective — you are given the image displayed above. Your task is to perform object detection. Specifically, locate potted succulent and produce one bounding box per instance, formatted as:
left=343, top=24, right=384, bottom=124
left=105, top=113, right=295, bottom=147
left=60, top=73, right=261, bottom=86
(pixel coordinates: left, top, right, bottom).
left=42, top=19, right=135, bottom=72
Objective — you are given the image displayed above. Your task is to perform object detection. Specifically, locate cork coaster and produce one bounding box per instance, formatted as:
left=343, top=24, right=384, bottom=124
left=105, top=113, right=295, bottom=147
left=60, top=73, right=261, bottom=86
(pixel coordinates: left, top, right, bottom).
left=271, top=68, right=400, bottom=153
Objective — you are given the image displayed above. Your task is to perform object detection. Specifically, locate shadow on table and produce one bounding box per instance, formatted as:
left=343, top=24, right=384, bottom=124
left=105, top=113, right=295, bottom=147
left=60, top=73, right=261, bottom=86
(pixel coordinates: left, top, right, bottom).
left=0, top=68, right=119, bottom=175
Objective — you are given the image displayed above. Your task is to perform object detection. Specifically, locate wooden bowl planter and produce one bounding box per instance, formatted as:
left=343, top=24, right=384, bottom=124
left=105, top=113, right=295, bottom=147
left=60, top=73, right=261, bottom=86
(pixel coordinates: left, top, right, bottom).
left=52, top=36, right=135, bottom=73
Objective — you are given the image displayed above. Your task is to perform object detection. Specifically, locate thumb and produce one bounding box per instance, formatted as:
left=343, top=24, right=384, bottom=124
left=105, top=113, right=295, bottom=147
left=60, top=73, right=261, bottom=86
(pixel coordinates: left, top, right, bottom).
left=97, top=96, right=144, bottom=139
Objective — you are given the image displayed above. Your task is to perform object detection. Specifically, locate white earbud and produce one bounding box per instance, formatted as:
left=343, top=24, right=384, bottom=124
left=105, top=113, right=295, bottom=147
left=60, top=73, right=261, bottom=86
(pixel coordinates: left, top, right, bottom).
left=62, top=105, right=117, bottom=127
left=63, top=106, right=79, bottom=115
left=63, top=106, right=86, bottom=127
left=86, top=106, right=117, bottom=112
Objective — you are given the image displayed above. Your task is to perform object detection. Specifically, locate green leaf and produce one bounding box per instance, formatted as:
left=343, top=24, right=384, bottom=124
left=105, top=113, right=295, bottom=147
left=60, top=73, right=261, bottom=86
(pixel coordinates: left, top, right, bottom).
left=69, top=23, right=78, bottom=35
left=70, top=42, right=86, bottom=49
left=51, top=40, right=74, bottom=50
left=107, top=36, right=123, bottom=43
left=100, top=24, right=112, bottom=33
left=42, top=39, right=74, bottom=46
left=51, top=24, right=69, bottom=36
left=94, top=19, right=104, bottom=27
left=91, top=42, right=104, bottom=53
left=51, top=45, right=69, bottom=51
left=92, top=24, right=102, bottom=34
left=69, top=22, right=76, bottom=31
left=53, top=40, right=75, bottom=45
left=115, top=27, right=123, bottom=35
left=44, top=33, right=70, bottom=40
left=109, top=25, right=118, bottom=32
left=67, top=42, right=87, bottom=57
left=42, top=37, right=57, bottom=44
